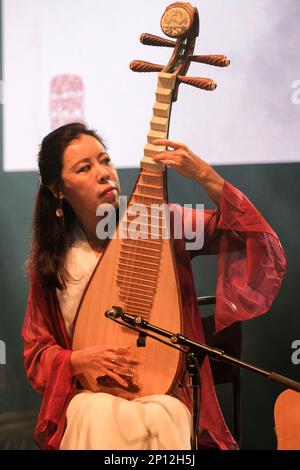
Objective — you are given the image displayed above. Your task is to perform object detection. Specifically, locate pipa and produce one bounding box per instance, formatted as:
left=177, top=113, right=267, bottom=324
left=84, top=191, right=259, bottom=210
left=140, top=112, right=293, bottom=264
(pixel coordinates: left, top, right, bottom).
left=72, top=2, right=230, bottom=399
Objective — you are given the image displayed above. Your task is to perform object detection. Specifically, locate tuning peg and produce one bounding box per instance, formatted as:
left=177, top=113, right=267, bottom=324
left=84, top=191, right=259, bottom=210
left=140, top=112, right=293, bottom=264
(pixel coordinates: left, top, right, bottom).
left=130, top=60, right=164, bottom=73
left=178, top=76, right=217, bottom=91
left=190, top=55, right=230, bottom=67
left=140, top=33, right=176, bottom=48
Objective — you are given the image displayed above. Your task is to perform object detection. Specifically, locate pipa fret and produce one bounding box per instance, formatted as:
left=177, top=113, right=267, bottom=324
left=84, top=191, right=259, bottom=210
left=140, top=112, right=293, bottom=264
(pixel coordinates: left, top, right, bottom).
left=116, top=168, right=168, bottom=317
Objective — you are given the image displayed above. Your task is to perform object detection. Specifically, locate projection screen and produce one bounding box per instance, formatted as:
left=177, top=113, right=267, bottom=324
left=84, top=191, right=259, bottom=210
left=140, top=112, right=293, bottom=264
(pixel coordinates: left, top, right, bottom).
left=2, top=0, right=300, bottom=171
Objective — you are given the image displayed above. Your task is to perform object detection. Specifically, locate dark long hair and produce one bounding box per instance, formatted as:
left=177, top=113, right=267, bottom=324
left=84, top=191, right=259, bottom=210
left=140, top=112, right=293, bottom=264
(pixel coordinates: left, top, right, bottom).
left=27, top=122, right=106, bottom=290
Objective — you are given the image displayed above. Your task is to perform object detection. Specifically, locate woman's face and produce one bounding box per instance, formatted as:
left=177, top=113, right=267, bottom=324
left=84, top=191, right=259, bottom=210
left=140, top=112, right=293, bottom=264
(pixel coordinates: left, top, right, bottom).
left=59, top=134, right=120, bottom=219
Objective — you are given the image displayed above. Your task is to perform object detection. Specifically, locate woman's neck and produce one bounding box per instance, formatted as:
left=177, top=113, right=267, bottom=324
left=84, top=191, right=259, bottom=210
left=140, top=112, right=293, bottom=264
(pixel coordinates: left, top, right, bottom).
left=76, top=215, right=107, bottom=253
left=74, top=206, right=119, bottom=253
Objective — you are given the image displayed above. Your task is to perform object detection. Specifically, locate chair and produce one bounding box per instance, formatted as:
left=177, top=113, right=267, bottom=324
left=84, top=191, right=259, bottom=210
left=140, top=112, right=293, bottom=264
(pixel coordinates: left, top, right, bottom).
left=197, top=296, right=242, bottom=447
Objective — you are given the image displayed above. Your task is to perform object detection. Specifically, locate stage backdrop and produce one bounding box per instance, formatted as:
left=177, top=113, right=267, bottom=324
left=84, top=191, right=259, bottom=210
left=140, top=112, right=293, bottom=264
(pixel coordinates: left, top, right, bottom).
left=2, top=0, right=300, bottom=171
left=0, top=0, right=300, bottom=450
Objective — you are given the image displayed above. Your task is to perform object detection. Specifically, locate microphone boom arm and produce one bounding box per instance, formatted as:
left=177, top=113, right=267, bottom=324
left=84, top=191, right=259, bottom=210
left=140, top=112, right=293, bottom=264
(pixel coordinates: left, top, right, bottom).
left=105, top=307, right=300, bottom=394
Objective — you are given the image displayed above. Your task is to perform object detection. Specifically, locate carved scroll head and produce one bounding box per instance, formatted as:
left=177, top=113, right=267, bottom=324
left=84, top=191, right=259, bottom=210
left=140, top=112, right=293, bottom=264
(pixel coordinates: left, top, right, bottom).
left=160, top=2, right=194, bottom=38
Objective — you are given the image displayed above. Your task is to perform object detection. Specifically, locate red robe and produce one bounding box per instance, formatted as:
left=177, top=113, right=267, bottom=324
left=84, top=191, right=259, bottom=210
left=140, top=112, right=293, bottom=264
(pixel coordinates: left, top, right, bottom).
left=22, top=181, right=286, bottom=450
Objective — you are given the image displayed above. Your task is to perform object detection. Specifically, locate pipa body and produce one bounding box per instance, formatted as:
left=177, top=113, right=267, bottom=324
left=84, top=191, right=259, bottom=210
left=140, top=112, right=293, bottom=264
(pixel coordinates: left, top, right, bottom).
left=72, top=72, right=184, bottom=399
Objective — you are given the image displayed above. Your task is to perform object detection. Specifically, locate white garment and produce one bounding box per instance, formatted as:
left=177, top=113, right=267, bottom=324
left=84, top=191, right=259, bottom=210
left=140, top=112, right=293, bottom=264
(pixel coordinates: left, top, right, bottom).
left=60, top=392, right=191, bottom=450
left=56, top=222, right=99, bottom=339
left=57, top=222, right=191, bottom=450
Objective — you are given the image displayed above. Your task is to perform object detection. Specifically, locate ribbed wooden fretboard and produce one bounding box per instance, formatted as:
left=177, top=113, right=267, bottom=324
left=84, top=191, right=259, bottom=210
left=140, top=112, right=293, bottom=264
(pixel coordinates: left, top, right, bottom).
left=116, top=171, right=167, bottom=320
left=141, top=71, right=176, bottom=171
left=116, top=72, right=177, bottom=319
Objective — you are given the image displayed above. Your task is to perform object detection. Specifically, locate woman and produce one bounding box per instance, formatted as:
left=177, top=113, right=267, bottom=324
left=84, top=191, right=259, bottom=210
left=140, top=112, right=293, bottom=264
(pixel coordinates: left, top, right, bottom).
left=22, top=122, right=286, bottom=450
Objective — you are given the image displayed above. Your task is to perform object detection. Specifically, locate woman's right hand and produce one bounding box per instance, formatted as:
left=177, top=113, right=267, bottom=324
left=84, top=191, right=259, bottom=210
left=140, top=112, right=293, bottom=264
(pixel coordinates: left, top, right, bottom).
left=71, top=345, right=137, bottom=388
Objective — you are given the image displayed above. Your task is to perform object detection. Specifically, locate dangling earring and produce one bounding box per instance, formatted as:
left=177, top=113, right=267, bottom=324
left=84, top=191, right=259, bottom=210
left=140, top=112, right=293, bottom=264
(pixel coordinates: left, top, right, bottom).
left=56, top=200, right=64, bottom=218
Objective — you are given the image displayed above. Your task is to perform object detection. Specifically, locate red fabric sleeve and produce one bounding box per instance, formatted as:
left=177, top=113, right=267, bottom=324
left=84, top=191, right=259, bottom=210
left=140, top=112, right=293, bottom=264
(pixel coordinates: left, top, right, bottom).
left=188, top=180, right=286, bottom=332
left=22, top=273, right=76, bottom=449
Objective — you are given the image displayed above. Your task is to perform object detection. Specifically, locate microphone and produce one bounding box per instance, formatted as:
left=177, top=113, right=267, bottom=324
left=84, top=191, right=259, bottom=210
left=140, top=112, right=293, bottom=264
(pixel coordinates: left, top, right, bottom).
left=105, top=306, right=146, bottom=328
left=105, top=307, right=122, bottom=319
left=104, top=306, right=148, bottom=348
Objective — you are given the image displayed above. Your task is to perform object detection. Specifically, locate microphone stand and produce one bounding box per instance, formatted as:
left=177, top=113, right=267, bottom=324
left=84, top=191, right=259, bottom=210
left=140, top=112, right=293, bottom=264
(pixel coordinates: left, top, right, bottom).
left=105, top=306, right=300, bottom=450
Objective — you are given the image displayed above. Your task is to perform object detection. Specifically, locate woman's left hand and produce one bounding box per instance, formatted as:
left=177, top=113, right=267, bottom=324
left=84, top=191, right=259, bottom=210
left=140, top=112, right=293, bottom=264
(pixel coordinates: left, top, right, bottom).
left=152, top=139, right=225, bottom=206
left=152, top=139, right=208, bottom=182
